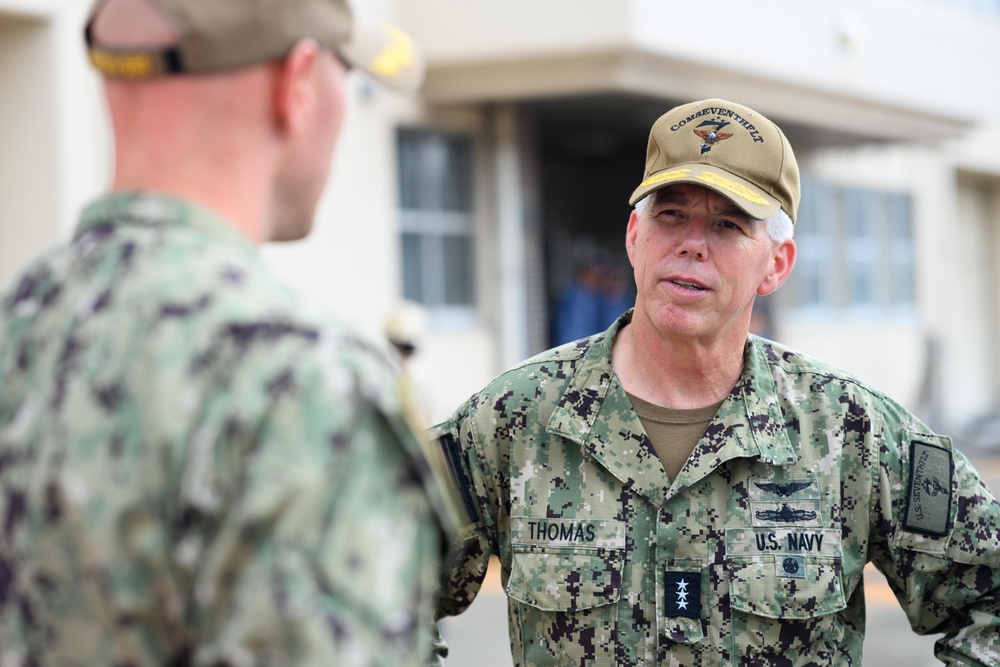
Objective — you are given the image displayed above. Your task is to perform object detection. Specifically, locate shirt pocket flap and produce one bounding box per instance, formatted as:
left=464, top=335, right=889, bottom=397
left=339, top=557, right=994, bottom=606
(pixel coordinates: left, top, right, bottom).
left=506, top=548, right=624, bottom=612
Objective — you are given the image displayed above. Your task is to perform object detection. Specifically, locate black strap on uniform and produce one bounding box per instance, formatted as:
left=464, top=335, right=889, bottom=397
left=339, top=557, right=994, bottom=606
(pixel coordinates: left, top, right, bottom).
left=439, top=432, right=481, bottom=528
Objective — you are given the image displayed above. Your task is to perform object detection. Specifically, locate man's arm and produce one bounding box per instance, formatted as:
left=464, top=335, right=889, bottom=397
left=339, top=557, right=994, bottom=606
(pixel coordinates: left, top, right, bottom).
left=871, top=417, right=1000, bottom=665
left=427, top=406, right=500, bottom=664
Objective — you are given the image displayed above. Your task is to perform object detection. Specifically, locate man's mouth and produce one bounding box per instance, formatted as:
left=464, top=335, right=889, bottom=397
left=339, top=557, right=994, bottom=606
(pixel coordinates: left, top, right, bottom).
left=671, top=280, right=707, bottom=291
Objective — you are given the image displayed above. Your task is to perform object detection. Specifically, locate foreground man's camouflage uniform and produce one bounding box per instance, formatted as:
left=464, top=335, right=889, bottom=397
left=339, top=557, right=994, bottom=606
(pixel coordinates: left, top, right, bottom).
left=0, top=194, right=449, bottom=666
left=434, top=313, right=1000, bottom=665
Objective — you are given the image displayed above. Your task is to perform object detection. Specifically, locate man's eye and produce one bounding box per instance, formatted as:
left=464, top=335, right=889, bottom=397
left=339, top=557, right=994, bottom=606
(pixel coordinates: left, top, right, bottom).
left=719, top=220, right=742, bottom=231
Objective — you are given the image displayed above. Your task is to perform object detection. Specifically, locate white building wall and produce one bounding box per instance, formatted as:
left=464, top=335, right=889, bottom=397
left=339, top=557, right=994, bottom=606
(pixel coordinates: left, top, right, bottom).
left=778, top=146, right=947, bottom=422
left=943, top=179, right=1000, bottom=428
left=779, top=143, right=1000, bottom=433
left=51, top=1, right=113, bottom=238
left=0, top=3, right=111, bottom=289
left=1, top=11, right=61, bottom=287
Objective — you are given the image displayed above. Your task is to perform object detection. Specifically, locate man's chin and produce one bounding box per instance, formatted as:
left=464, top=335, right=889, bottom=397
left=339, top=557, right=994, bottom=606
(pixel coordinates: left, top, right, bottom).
left=643, top=307, right=709, bottom=340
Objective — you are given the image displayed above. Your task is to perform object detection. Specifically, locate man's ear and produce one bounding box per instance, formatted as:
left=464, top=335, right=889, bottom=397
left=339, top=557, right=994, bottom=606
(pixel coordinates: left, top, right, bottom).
left=757, top=239, right=796, bottom=296
left=625, top=209, right=639, bottom=267
left=273, top=38, right=322, bottom=136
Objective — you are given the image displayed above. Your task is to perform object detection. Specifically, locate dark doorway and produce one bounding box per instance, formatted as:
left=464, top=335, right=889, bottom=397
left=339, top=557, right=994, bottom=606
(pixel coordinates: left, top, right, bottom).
left=526, top=94, right=672, bottom=347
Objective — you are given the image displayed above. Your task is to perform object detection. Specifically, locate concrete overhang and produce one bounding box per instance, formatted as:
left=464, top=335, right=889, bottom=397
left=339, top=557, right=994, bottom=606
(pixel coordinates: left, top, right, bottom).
left=401, top=0, right=984, bottom=145
left=419, top=50, right=970, bottom=145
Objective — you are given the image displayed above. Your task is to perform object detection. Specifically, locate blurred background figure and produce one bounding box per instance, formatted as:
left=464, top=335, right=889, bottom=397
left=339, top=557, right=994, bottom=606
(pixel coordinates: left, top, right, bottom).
left=382, top=298, right=464, bottom=430
left=600, top=258, right=635, bottom=330
left=386, top=299, right=429, bottom=362
left=554, top=252, right=633, bottom=345
left=384, top=299, right=438, bottom=426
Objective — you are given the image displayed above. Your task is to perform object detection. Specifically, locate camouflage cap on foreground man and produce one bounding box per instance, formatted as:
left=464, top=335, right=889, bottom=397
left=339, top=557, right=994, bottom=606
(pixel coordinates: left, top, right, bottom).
left=431, top=99, right=1000, bottom=665
left=0, top=0, right=452, bottom=665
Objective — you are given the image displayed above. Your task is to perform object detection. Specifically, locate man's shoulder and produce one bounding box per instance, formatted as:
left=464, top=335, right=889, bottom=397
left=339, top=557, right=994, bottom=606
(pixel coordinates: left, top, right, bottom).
left=443, top=336, right=609, bottom=428
left=515, top=337, right=591, bottom=368
left=751, top=335, right=916, bottom=420
left=85, top=211, right=344, bottom=344
left=481, top=338, right=592, bottom=393
left=0, top=213, right=400, bottom=411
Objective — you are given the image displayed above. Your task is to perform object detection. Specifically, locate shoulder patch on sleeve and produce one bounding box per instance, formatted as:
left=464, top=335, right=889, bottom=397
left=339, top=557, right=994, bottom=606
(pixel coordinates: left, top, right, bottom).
left=903, top=439, right=954, bottom=536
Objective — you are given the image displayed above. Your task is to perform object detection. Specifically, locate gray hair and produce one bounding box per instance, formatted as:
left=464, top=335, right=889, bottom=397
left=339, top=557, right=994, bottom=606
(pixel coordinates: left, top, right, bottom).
left=634, top=192, right=794, bottom=243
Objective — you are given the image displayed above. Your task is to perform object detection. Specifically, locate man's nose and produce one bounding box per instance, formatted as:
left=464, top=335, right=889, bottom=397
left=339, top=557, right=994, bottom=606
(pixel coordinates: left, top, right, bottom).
left=675, top=220, right=708, bottom=259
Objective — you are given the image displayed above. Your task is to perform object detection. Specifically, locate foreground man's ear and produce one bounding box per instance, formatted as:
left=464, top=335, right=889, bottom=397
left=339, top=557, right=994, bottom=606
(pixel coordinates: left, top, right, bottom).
left=273, top=39, right=324, bottom=137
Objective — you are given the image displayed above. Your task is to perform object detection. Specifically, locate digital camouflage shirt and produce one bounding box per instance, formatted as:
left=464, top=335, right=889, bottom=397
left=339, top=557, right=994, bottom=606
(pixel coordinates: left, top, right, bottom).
left=432, top=313, right=1000, bottom=666
left=0, top=193, right=451, bottom=667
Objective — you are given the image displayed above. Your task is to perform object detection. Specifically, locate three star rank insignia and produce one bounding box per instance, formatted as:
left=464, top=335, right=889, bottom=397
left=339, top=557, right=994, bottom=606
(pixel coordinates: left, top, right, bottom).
left=664, top=571, right=701, bottom=619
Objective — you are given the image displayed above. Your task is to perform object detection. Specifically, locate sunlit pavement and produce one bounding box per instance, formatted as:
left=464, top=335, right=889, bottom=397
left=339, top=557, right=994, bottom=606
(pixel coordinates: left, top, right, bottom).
left=440, top=453, right=1000, bottom=667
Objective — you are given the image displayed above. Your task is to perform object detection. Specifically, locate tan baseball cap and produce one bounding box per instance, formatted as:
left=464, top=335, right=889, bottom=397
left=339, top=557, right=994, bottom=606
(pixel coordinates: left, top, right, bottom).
left=84, top=0, right=425, bottom=92
left=629, top=98, right=800, bottom=222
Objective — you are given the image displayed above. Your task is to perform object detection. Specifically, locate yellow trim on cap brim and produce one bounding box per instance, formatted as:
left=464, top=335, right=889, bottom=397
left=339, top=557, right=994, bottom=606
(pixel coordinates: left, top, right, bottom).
left=628, top=164, right=780, bottom=220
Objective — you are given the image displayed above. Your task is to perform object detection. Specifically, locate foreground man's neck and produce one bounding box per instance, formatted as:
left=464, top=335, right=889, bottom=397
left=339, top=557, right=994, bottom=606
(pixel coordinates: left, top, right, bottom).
left=611, top=319, right=747, bottom=410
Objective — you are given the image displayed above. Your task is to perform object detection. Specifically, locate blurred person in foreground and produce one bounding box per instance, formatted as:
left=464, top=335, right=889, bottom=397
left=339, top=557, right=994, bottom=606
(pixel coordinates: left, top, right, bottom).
left=431, top=98, right=1000, bottom=665
left=0, top=0, right=454, bottom=664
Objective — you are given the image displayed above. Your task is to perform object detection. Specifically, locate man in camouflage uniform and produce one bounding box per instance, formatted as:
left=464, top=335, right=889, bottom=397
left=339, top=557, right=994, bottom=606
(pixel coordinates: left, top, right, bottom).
left=432, top=99, right=1000, bottom=665
left=0, top=0, right=452, bottom=665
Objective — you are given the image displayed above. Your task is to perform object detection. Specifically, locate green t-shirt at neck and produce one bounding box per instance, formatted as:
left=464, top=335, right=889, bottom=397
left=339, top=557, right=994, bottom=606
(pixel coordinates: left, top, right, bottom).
left=625, top=392, right=724, bottom=481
